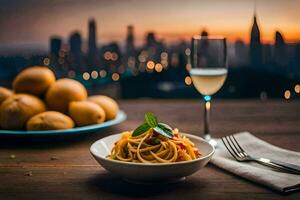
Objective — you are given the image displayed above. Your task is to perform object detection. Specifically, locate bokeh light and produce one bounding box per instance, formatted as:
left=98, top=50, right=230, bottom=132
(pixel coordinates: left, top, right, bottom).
left=146, top=61, right=155, bottom=69
left=99, top=70, right=107, bottom=78
left=83, top=72, right=90, bottom=80
left=104, top=51, right=112, bottom=60
left=160, top=52, right=168, bottom=59
left=294, top=84, right=300, bottom=93
left=111, top=52, right=118, bottom=61
left=43, top=57, right=50, bottom=66
left=185, top=48, right=191, bottom=56
left=68, top=70, right=75, bottom=78
left=91, top=70, right=98, bottom=79
left=112, top=73, right=120, bottom=81
left=155, top=63, right=163, bottom=72
left=184, top=76, right=192, bottom=85
left=284, top=90, right=291, bottom=100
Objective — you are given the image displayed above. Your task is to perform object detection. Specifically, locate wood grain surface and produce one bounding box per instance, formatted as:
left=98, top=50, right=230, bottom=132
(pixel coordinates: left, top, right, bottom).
left=0, top=100, right=299, bottom=200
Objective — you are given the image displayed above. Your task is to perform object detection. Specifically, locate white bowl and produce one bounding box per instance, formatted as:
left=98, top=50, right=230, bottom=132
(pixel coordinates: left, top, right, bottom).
left=90, top=133, right=215, bottom=183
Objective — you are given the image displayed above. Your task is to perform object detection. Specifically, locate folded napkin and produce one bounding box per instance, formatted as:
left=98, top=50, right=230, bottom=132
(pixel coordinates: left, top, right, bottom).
left=210, top=132, right=300, bottom=193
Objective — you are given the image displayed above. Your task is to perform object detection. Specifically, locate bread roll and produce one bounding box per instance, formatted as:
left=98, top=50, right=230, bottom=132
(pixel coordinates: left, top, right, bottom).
left=68, top=101, right=106, bottom=126
left=87, top=95, right=119, bottom=121
left=0, top=94, right=46, bottom=130
left=45, top=78, right=87, bottom=113
left=26, top=111, right=74, bottom=131
left=13, top=66, right=55, bottom=96
left=0, top=87, right=13, bottom=106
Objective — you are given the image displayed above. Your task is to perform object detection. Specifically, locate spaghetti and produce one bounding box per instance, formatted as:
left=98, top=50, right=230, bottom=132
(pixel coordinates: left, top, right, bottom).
left=108, top=128, right=201, bottom=163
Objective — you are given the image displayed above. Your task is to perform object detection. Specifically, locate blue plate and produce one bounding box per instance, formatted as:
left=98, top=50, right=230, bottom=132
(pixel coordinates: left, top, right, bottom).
left=0, top=110, right=126, bottom=136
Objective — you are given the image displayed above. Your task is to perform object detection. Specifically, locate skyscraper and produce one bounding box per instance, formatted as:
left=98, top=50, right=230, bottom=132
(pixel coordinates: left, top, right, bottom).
left=69, top=31, right=83, bottom=70
left=249, top=13, right=262, bottom=66
left=274, top=31, right=286, bottom=66
left=234, top=40, right=249, bottom=66
left=146, top=32, right=156, bottom=47
left=126, top=25, right=135, bottom=56
left=69, top=32, right=82, bottom=56
left=50, top=36, right=62, bottom=57
left=88, top=18, right=97, bottom=66
left=275, top=31, right=284, bottom=45
left=201, top=29, right=208, bottom=37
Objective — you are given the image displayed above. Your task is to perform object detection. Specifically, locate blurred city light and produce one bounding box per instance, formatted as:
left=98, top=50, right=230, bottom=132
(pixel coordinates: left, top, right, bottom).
left=111, top=52, right=118, bottom=61
left=294, top=84, right=300, bottom=94
left=146, top=60, right=155, bottom=69
left=284, top=90, right=291, bottom=100
left=155, top=63, right=163, bottom=72
left=68, top=70, right=76, bottom=78
left=83, top=72, right=90, bottom=80
left=104, top=51, right=112, bottom=60
left=99, top=70, right=107, bottom=78
left=160, top=52, right=168, bottom=59
left=185, top=48, right=191, bottom=56
left=43, top=57, right=50, bottom=66
left=91, top=70, right=98, bottom=79
left=184, top=76, right=192, bottom=85
left=112, top=73, right=120, bottom=81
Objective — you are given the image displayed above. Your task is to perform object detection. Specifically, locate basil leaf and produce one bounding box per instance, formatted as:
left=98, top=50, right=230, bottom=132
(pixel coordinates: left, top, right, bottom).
left=153, top=126, right=173, bottom=139
left=157, top=123, right=173, bottom=138
left=132, top=123, right=150, bottom=136
left=158, top=123, right=172, bottom=133
left=144, top=112, right=158, bottom=128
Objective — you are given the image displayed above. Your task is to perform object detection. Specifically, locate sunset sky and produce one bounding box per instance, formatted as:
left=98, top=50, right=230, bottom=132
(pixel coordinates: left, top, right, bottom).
left=0, top=0, right=300, bottom=51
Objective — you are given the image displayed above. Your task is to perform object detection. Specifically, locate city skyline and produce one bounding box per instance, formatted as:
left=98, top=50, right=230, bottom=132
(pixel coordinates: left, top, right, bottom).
left=0, top=0, right=300, bottom=54
left=0, top=5, right=299, bottom=100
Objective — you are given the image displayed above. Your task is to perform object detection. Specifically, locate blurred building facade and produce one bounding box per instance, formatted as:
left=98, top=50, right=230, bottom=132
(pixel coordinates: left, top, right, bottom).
left=88, top=18, right=98, bottom=68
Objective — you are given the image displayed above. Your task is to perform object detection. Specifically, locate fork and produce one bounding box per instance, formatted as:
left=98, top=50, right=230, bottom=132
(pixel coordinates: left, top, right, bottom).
left=221, top=135, right=300, bottom=174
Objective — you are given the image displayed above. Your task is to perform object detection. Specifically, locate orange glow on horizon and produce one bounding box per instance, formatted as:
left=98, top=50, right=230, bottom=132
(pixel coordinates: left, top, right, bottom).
left=138, top=28, right=300, bottom=45
left=1, top=0, right=300, bottom=46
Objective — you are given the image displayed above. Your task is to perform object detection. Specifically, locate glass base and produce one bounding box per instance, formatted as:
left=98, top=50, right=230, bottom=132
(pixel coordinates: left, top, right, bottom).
left=204, top=134, right=218, bottom=147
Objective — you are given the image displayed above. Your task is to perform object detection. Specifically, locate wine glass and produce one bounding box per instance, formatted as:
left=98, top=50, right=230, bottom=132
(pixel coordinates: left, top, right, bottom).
left=190, top=36, right=227, bottom=146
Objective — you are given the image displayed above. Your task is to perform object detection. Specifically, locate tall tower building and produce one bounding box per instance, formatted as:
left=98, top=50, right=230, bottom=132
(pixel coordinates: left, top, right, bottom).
left=274, top=31, right=286, bottom=66
left=146, top=32, right=156, bottom=47
left=69, top=32, right=82, bottom=57
left=234, top=40, right=249, bottom=66
left=50, top=37, right=62, bottom=56
left=249, top=13, right=262, bottom=66
left=88, top=18, right=97, bottom=66
left=126, top=25, right=135, bottom=56
left=69, top=31, right=83, bottom=70
left=49, top=36, right=62, bottom=68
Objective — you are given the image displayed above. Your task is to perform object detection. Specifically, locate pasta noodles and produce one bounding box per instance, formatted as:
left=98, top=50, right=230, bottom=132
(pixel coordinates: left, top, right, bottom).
left=108, top=128, right=201, bottom=163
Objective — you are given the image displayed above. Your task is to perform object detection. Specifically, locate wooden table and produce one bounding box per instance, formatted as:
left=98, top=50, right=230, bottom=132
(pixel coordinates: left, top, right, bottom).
left=0, top=100, right=299, bottom=200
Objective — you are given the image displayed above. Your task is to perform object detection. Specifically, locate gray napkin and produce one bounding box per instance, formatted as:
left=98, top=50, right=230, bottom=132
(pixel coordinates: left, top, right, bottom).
left=210, top=132, right=300, bottom=193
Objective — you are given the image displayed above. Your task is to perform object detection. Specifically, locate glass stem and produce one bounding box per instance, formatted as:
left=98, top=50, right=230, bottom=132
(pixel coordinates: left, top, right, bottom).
left=203, top=96, right=211, bottom=139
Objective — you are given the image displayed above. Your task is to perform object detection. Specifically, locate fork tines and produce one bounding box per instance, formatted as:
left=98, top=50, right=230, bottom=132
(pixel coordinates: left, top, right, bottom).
left=221, top=135, right=248, bottom=161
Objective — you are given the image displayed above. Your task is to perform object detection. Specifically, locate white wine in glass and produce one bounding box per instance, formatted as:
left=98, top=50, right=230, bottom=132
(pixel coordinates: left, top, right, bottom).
left=190, top=68, right=227, bottom=96
left=190, top=36, right=227, bottom=146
